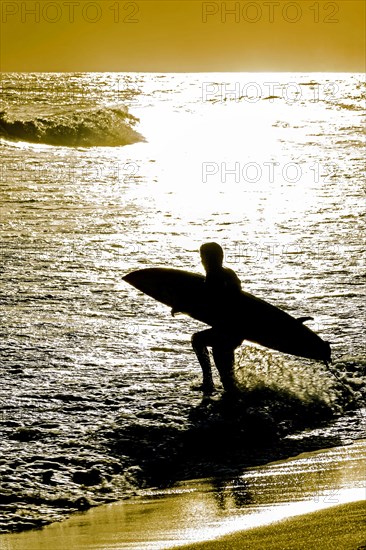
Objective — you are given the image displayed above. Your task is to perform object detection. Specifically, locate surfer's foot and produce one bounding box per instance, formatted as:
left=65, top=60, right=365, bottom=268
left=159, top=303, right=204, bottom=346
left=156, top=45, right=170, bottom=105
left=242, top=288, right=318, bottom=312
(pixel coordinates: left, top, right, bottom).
left=191, top=381, right=215, bottom=395
left=221, top=379, right=242, bottom=396
left=202, top=383, right=215, bottom=395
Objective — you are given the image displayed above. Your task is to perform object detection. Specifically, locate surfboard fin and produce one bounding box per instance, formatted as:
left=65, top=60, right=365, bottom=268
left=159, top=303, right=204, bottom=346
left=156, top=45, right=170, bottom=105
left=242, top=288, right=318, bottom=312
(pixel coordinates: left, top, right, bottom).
left=297, top=316, right=314, bottom=324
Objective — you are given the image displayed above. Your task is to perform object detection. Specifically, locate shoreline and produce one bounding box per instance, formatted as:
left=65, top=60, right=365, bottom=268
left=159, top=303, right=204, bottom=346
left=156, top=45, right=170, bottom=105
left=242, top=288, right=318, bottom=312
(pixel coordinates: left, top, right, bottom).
left=1, top=439, right=365, bottom=550
left=179, top=501, right=366, bottom=550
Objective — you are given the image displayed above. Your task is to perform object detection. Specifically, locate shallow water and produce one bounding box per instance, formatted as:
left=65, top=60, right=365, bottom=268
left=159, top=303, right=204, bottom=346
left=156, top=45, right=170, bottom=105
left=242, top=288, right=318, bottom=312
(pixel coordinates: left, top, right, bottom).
left=0, top=72, right=365, bottom=533
left=1, top=440, right=365, bottom=549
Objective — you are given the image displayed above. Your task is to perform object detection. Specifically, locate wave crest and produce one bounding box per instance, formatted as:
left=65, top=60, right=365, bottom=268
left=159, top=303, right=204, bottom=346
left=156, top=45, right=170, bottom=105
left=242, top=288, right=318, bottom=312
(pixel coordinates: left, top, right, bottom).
left=0, top=107, right=145, bottom=147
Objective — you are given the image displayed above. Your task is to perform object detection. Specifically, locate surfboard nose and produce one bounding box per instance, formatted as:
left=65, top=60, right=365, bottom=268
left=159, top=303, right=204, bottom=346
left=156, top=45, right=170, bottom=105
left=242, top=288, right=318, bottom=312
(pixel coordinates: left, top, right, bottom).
left=123, top=270, right=147, bottom=290
left=122, top=272, right=133, bottom=283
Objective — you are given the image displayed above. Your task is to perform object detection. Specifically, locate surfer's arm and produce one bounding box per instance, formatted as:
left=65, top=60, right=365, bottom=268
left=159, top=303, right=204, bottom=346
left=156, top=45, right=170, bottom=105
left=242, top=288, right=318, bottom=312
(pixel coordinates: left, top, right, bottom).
left=204, top=268, right=241, bottom=296
left=171, top=306, right=181, bottom=317
left=224, top=268, right=242, bottom=291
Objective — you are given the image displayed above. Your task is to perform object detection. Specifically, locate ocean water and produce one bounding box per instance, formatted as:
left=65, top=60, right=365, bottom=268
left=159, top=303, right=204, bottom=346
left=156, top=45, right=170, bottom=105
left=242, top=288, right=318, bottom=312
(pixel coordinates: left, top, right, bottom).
left=0, top=72, right=365, bottom=534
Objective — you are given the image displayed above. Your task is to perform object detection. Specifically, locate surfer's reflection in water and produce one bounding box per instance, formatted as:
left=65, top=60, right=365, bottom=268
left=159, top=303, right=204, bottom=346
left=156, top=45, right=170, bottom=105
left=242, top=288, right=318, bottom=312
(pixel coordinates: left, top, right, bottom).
left=180, top=242, right=244, bottom=394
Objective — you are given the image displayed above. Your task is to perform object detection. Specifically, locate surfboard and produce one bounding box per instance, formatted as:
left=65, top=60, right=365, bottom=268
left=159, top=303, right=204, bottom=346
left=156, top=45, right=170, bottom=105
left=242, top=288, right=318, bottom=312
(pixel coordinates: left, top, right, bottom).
left=123, top=268, right=331, bottom=362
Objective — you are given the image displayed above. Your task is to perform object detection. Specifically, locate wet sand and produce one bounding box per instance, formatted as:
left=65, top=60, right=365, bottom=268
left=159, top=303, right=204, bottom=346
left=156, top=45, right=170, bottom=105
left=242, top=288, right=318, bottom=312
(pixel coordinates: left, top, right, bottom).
left=1, top=439, right=365, bottom=550
left=181, top=501, right=366, bottom=550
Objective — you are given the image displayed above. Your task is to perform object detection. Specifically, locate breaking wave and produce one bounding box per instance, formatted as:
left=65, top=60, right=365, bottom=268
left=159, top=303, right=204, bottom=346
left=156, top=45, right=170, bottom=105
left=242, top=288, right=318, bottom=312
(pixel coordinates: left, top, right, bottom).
left=0, top=107, right=145, bottom=147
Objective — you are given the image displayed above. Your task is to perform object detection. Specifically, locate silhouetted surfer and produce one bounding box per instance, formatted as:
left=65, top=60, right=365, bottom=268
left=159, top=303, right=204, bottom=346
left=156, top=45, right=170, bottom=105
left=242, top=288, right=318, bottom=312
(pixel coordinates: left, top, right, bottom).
left=125, top=246, right=333, bottom=393
left=190, top=243, right=243, bottom=394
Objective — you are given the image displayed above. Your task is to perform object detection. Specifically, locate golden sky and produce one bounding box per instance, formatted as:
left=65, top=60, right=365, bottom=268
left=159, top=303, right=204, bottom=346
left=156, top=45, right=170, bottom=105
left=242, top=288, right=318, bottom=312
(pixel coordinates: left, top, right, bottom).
left=1, top=1, right=365, bottom=72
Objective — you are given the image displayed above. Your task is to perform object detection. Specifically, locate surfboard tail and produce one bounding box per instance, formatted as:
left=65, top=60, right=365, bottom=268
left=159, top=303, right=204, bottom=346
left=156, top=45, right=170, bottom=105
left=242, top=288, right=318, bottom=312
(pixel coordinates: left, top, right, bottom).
left=324, top=341, right=332, bottom=363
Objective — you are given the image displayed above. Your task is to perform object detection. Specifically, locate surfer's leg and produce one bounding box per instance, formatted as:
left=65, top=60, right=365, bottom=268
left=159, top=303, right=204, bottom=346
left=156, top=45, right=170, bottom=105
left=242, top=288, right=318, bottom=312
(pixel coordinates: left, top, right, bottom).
left=191, top=329, right=214, bottom=393
left=212, top=341, right=239, bottom=394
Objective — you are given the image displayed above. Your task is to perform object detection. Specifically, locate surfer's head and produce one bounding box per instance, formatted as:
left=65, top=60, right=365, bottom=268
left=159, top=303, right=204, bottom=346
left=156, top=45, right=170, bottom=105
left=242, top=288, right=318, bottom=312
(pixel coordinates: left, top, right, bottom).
left=200, top=242, right=224, bottom=271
